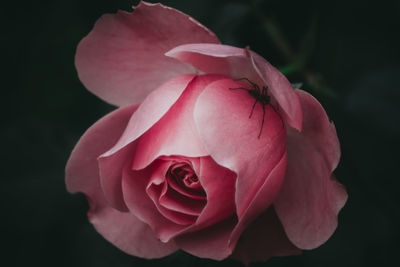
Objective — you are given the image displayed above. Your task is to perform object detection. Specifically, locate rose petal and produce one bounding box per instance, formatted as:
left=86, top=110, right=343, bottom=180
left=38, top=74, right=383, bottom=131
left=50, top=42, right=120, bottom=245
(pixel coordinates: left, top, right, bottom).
left=274, top=90, right=348, bottom=249
left=132, top=74, right=226, bottom=170
left=231, top=207, right=301, bottom=265
left=174, top=217, right=238, bottom=260
left=147, top=182, right=197, bottom=225
left=249, top=51, right=302, bottom=131
left=193, top=79, right=286, bottom=219
left=66, top=104, right=137, bottom=197
left=228, top=152, right=287, bottom=250
left=122, top=159, right=186, bottom=242
left=101, top=74, right=195, bottom=159
left=166, top=44, right=254, bottom=81
left=167, top=43, right=302, bottom=130
left=76, top=1, right=219, bottom=106
left=65, top=104, right=177, bottom=258
left=88, top=203, right=178, bottom=259
left=194, top=156, right=236, bottom=228
left=159, top=187, right=205, bottom=216
left=98, top=141, right=136, bottom=211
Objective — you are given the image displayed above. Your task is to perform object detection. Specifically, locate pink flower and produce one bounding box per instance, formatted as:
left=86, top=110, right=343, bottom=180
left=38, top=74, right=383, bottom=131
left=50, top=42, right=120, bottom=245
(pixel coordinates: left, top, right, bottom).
left=66, top=1, right=347, bottom=264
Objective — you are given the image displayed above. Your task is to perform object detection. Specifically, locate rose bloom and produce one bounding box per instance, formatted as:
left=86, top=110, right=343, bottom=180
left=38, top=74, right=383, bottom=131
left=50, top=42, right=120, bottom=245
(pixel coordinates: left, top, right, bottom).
left=66, top=1, right=347, bottom=264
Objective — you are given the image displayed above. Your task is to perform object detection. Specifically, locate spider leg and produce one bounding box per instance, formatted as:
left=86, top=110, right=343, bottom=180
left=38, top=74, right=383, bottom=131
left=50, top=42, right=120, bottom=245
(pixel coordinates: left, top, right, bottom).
left=249, top=99, right=258, bottom=118
left=258, top=103, right=266, bottom=138
left=269, top=103, right=284, bottom=128
left=235, top=77, right=258, bottom=88
left=229, top=87, right=251, bottom=92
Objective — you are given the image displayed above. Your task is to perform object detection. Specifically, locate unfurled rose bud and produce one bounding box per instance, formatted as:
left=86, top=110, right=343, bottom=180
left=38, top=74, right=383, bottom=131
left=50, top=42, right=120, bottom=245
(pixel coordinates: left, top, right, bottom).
left=66, top=1, right=347, bottom=264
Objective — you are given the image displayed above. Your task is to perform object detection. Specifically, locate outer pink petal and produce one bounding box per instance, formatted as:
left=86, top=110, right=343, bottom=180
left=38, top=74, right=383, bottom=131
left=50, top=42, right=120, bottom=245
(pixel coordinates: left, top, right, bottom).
left=166, top=44, right=255, bottom=83
left=101, top=74, right=195, bottom=158
left=193, top=79, right=286, bottom=219
left=88, top=202, right=177, bottom=259
left=231, top=207, right=301, bottom=265
left=75, top=1, right=219, bottom=106
left=132, top=74, right=225, bottom=170
left=66, top=105, right=137, bottom=196
left=65, top=105, right=177, bottom=258
left=274, top=90, right=348, bottom=249
left=166, top=43, right=302, bottom=130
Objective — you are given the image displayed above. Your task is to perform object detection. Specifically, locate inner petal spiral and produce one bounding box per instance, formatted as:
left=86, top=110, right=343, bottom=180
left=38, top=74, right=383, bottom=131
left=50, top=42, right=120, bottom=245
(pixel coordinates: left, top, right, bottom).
left=167, top=162, right=207, bottom=200
left=144, top=158, right=207, bottom=226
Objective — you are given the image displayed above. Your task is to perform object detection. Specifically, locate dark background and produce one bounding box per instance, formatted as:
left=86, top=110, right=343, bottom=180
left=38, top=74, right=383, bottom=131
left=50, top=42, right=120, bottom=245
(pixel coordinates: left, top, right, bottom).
left=3, top=0, right=400, bottom=266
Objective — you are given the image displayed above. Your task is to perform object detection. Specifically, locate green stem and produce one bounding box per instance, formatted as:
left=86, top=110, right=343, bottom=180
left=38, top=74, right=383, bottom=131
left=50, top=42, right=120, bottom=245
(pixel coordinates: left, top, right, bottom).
left=279, top=61, right=304, bottom=75
left=248, top=0, right=293, bottom=62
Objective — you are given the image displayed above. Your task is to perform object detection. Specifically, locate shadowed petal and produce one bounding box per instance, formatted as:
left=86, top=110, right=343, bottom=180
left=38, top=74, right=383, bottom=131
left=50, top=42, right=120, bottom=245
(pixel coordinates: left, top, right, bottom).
left=228, top=152, right=287, bottom=251
left=231, top=207, right=301, bottom=265
left=174, top=217, right=238, bottom=260
left=274, top=90, right=348, bottom=249
left=88, top=202, right=178, bottom=258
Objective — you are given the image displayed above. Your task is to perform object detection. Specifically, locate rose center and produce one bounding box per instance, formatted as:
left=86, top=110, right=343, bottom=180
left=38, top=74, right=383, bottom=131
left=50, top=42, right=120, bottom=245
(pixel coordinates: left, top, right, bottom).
left=167, top=162, right=206, bottom=200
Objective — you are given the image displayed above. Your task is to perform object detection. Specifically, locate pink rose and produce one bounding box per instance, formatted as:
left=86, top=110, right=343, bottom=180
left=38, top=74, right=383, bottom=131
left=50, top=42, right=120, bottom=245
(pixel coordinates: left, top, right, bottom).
left=66, top=1, right=347, bottom=264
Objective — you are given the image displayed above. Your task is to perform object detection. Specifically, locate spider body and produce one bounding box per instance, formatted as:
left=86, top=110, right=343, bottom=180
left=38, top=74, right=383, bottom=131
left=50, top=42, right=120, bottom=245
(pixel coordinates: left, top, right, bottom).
left=229, top=78, right=284, bottom=138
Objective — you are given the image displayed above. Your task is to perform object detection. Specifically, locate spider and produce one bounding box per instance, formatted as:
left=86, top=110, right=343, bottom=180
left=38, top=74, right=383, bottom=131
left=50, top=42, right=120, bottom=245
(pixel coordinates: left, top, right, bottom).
left=229, top=78, right=284, bottom=138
